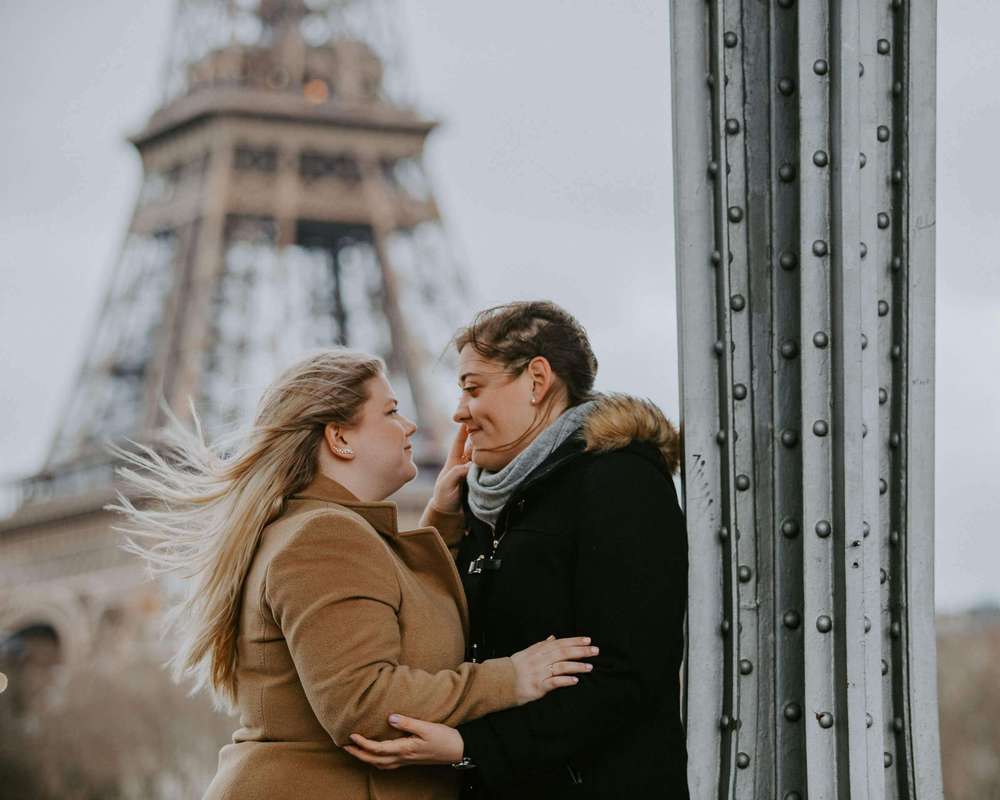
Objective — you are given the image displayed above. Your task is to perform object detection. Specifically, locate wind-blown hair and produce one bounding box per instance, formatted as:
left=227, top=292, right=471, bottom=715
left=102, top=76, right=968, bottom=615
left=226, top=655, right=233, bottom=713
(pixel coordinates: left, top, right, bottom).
left=109, top=348, right=384, bottom=708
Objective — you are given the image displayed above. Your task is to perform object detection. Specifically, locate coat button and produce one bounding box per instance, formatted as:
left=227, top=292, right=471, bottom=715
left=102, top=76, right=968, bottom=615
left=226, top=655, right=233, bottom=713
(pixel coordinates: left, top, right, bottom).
left=516, top=499, right=526, bottom=511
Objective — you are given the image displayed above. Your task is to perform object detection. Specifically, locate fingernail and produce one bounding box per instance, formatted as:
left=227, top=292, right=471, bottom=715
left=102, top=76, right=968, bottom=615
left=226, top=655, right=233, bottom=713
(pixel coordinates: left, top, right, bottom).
left=571, top=677, right=579, bottom=683
left=591, top=647, right=599, bottom=654
left=389, top=714, right=400, bottom=724
left=586, top=664, right=594, bottom=671
left=583, top=637, right=591, bottom=644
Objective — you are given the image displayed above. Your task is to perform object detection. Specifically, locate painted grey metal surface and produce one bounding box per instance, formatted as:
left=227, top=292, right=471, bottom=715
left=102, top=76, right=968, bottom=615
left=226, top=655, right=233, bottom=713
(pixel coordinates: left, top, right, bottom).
left=670, top=2, right=941, bottom=798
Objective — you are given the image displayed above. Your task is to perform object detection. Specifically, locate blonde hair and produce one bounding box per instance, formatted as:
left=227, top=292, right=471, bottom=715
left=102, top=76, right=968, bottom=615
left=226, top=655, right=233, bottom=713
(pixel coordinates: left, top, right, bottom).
left=110, top=348, right=384, bottom=708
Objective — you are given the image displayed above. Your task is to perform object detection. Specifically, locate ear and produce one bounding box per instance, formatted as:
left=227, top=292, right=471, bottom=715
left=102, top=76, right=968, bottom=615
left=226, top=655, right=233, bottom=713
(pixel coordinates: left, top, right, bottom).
left=324, top=423, right=356, bottom=461
left=525, top=356, right=555, bottom=404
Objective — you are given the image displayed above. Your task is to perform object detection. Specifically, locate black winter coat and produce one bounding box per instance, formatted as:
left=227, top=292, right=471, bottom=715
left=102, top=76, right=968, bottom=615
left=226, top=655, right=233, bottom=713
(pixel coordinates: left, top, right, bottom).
left=454, top=394, right=690, bottom=799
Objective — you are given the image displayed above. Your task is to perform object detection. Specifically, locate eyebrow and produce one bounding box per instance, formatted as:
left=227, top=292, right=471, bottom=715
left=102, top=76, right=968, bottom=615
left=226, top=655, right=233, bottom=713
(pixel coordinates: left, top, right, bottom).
left=458, top=372, right=483, bottom=385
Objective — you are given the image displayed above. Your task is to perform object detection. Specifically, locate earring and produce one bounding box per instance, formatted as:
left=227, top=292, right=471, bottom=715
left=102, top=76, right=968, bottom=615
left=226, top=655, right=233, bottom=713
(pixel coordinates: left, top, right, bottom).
left=333, top=446, right=354, bottom=456
left=530, top=396, right=536, bottom=405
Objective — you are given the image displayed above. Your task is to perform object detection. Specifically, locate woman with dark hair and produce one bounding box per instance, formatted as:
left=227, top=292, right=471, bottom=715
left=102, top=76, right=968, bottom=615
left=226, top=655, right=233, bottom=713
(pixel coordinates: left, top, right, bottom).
left=345, top=302, right=690, bottom=798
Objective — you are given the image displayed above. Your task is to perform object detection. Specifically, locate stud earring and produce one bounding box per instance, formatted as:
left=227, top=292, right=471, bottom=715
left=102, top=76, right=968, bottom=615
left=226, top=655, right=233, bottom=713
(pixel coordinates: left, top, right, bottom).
left=333, top=446, right=354, bottom=456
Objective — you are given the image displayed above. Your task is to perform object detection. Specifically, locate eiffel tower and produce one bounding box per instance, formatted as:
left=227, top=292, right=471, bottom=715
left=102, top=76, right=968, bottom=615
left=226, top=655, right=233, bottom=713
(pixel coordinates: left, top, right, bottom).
left=0, top=0, right=466, bottom=666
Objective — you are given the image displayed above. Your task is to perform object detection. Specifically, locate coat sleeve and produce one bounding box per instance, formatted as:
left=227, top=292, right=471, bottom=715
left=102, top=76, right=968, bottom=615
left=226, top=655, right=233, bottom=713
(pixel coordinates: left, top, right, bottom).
left=264, top=511, right=518, bottom=745
left=420, top=502, right=469, bottom=561
left=456, top=451, right=688, bottom=785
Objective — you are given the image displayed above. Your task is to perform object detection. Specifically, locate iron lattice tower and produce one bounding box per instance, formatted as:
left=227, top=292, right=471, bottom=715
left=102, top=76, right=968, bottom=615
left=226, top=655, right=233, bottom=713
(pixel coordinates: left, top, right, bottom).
left=26, top=0, right=465, bottom=508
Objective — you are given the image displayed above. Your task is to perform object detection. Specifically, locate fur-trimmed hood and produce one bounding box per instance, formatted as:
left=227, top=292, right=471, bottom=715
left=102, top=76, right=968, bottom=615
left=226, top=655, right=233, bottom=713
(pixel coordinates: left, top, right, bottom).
left=579, top=393, right=681, bottom=475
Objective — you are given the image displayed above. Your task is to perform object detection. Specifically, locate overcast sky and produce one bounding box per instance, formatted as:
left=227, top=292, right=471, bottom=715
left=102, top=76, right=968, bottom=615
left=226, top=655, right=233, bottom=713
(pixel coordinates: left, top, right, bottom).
left=0, top=1, right=997, bottom=612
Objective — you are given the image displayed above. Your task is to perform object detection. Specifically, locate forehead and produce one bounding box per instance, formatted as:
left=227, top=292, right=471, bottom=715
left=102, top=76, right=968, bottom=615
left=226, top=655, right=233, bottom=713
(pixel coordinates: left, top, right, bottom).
left=457, top=345, right=504, bottom=378
left=367, top=372, right=395, bottom=401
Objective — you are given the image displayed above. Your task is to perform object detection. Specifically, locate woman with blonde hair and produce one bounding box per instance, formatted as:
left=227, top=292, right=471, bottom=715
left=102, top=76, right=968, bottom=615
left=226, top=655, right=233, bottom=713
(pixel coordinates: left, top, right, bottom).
left=113, top=348, right=596, bottom=800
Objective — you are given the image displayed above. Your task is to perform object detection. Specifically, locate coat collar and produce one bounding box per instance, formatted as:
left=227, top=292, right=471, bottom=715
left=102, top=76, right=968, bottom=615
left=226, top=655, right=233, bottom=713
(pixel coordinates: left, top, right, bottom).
left=291, top=473, right=399, bottom=537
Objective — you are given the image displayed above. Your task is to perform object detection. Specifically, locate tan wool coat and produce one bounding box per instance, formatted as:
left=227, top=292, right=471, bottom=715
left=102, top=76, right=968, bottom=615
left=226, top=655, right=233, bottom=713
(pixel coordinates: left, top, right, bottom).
left=202, top=474, right=519, bottom=800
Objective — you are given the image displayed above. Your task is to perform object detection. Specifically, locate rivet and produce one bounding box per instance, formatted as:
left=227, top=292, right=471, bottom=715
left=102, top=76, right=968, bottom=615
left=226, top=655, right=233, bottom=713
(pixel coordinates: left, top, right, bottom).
left=815, top=520, right=832, bottom=538
left=877, top=125, right=891, bottom=142
left=779, top=251, right=798, bottom=270
left=739, top=658, right=754, bottom=675
left=736, top=752, right=750, bottom=769
left=726, top=118, right=741, bottom=135
left=779, top=163, right=796, bottom=182
left=860, top=152, right=867, bottom=168
left=861, top=241, right=868, bottom=259
left=879, top=478, right=888, bottom=495
left=889, top=432, right=900, bottom=448
left=859, top=61, right=865, bottom=77
left=716, top=430, right=727, bottom=444
left=891, top=344, right=901, bottom=360
left=812, top=240, right=829, bottom=257
left=731, top=294, right=746, bottom=311
left=781, top=518, right=800, bottom=538
left=817, top=615, right=833, bottom=633
left=813, top=150, right=829, bottom=167
left=863, top=521, right=870, bottom=537
left=882, top=659, right=889, bottom=676
left=780, top=340, right=799, bottom=359
left=784, top=794, right=802, bottom=800
left=718, top=525, right=730, bottom=542
left=892, top=168, right=903, bottom=184
left=738, top=565, right=753, bottom=583
left=884, top=752, right=893, bottom=768
left=729, top=206, right=744, bottom=223
left=892, top=0, right=903, bottom=9
left=706, top=73, right=714, bottom=88
left=781, top=429, right=798, bottom=447
left=711, top=250, right=722, bottom=266
left=877, top=38, right=891, bottom=55
left=721, top=619, right=731, bottom=635
left=736, top=474, right=751, bottom=491
left=724, top=31, right=739, bottom=48
left=891, top=255, right=902, bottom=271
left=720, top=714, right=731, bottom=730
left=866, top=713, right=874, bottom=728
left=892, top=80, right=903, bottom=95
left=861, top=333, right=868, bottom=350
left=708, top=160, right=719, bottom=177
left=813, top=420, right=829, bottom=437
left=813, top=331, right=829, bottom=348
left=783, top=610, right=802, bottom=629
left=784, top=702, right=802, bottom=722
left=778, top=77, right=796, bottom=96
left=877, top=212, right=890, bottom=229
left=818, top=712, right=834, bottom=729
left=734, top=383, right=748, bottom=400
left=879, top=387, right=888, bottom=404
left=893, top=717, right=904, bottom=733
left=814, top=59, right=829, bottom=76
left=862, top=423, right=868, bottom=438
left=864, top=616, right=872, bottom=633
left=890, top=621, right=901, bottom=639
left=878, top=300, right=890, bottom=316
left=890, top=529, right=900, bottom=546
left=777, top=0, right=794, bottom=7
left=880, top=568, right=888, bottom=584
left=714, top=340, right=725, bottom=356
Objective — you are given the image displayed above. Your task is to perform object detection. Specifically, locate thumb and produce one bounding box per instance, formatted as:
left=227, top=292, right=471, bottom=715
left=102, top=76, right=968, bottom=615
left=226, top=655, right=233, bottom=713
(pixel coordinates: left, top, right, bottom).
left=388, top=713, right=428, bottom=736
left=546, top=634, right=555, bottom=640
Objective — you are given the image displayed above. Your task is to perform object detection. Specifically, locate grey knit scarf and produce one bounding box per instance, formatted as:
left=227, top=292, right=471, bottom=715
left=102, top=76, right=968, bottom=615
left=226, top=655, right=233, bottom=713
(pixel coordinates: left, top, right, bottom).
left=466, top=400, right=597, bottom=530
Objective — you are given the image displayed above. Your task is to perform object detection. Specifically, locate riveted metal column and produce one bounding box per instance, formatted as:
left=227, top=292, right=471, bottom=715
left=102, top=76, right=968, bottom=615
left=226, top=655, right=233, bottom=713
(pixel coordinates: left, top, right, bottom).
left=669, top=1, right=941, bottom=798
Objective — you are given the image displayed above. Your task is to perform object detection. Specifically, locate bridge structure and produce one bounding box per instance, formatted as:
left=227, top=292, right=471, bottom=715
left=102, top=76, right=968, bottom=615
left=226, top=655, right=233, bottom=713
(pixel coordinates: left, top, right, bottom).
left=671, top=1, right=941, bottom=797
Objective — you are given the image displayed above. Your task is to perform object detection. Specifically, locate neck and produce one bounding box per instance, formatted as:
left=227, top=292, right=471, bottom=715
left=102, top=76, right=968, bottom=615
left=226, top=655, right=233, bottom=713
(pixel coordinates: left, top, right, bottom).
left=315, top=454, right=388, bottom=503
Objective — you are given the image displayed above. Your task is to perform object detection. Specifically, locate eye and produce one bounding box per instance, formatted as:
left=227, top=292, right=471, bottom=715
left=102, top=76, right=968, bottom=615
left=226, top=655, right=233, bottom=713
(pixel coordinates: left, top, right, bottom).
left=462, top=386, right=478, bottom=395
left=387, top=407, right=399, bottom=415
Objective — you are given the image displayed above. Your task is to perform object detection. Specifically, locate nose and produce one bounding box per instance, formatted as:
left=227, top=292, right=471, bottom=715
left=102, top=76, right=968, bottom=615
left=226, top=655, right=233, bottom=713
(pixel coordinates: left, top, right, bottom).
left=453, top=395, right=471, bottom=424
left=404, top=415, right=417, bottom=436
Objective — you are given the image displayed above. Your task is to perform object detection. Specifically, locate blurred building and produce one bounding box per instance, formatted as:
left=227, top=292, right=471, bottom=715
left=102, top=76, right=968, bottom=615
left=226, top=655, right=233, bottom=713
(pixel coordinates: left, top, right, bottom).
left=0, top=0, right=465, bottom=677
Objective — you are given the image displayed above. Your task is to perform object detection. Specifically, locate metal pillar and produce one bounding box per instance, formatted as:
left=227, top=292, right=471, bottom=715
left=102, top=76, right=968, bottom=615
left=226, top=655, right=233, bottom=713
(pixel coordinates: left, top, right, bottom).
left=670, top=1, right=940, bottom=798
